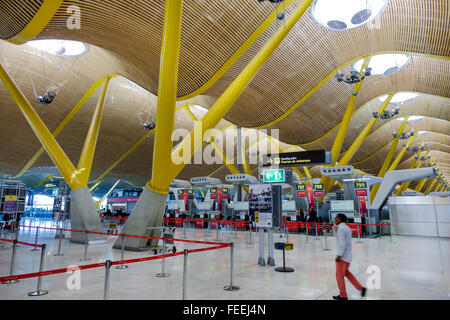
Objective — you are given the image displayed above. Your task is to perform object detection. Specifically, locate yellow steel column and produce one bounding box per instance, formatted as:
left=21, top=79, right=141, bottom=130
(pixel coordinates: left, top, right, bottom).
left=303, top=167, right=312, bottom=179
left=167, top=0, right=314, bottom=186
left=396, top=149, right=424, bottom=195
left=0, top=64, right=80, bottom=187
left=431, top=181, right=441, bottom=193
left=75, top=77, right=111, bottom=189
left=415, top=179, right=429, bottom=193
left=324, top=93, right=394, bottom=192
left=33, top=174, right=54, bottom=188
left=321, top=55, right=371, bottom=189
left=14, top=75, right=117, bottom=178
left=96, top=179, right=121, bottom=209
left=330, top=56, right=372, bottom=164
left=208, top=138, right=240, bottom=175
left=89, top=180, right=102, bottom=192
left=370, top=117, right=409, bottom=202
left=146, top=0, right=184, bottom=194
left=424, top=179, right=437, bottom=195
left=387, top=133, right=417, bottom=172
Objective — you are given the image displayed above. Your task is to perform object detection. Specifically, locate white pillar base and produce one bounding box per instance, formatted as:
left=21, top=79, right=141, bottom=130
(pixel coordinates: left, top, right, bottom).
left=70, top=188, right=107, bottom=244
left=113, top=186, right=166, bottom=251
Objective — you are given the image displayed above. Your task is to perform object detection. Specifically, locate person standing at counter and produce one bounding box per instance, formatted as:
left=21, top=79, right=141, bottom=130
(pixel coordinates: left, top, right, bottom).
left=332, top=213, right=366, bottom=300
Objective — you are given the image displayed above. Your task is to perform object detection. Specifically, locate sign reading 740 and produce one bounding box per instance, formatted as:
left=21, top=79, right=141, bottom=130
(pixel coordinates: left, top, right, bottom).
left=263, top=169, right=285, bottom=183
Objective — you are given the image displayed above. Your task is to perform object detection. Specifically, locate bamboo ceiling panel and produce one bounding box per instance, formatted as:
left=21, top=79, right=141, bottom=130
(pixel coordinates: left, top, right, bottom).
left=34, top=0, right=279, bottom=98
left=261, top=56, right=450, bottom=145
left=0, top=0, right=44, bottom=39
left=197, top=0, right=449, bottom=128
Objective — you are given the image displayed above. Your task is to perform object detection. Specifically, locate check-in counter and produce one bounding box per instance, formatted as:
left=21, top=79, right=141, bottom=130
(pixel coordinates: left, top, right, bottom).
left=389, top=196, right=450, bottom=237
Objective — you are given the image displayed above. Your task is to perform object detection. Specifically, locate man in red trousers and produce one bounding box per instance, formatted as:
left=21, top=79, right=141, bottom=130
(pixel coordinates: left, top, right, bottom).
left=332, top=213, right=367, bottom=300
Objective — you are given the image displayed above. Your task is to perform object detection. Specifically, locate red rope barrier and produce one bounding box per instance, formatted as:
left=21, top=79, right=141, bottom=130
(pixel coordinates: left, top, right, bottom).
left=0, top=241, right=229, bottom=283
left=0, top=238, right=43, bottom=248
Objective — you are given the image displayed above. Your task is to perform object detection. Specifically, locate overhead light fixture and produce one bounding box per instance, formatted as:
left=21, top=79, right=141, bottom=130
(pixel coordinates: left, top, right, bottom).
left=336, top=67, right=372, bottom=84
left=393, top=132, right=414, bottom=139
left=27, top=39, right=89, bottom=57
left=141, top=121, right=156, bottom=130
left=372, top=107, right=399, bottom=119
left=311, top=0, right=389, bottom=31
left=354, top=54, right=411, bottom=76
left=417, top=131, right=429, bottom=137
left=378, top=92, right=420, bottom=105
left=37, top=91, right=57, bottom=105
left=256, top=0, right=287, bottom=20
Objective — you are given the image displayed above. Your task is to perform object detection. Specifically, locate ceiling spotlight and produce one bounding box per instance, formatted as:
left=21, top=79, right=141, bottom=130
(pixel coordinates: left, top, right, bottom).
left=336, top=67, right=371, bottom=84
left=37, top=91, right=57, bottom=104
left=141, top=121, right=156, bottom=130
left=372, top=107, right=399, bottom=119
left=393, top=131, right=414, bottom=139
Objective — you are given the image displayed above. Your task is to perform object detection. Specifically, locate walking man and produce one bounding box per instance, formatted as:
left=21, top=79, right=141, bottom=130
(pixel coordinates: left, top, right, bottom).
left=332, top=213, right=366, bottom=300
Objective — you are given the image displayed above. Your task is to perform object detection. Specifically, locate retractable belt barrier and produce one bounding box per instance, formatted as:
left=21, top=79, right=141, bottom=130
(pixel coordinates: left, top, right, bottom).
left=0, top=238, right=43, bottom=248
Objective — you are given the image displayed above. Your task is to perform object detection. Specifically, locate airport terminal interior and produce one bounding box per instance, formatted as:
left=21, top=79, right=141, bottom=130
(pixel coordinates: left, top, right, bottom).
left=0, top=0, right=449, bottom=302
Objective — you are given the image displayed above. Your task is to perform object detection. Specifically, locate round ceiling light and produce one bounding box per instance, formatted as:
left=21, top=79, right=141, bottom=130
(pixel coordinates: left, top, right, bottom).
left=378, top=92, right=421, bottom=105
left=27, top=39, right=89, bottom=57
left=311, top=0, right=389, bottom=31
left=353, top=54, right=411, bottom=76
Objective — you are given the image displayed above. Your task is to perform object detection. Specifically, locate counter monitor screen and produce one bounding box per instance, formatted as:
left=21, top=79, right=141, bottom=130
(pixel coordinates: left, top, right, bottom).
left=355, top=181, right=367, bottom=189
left=355, top=189, right=367, bottom=196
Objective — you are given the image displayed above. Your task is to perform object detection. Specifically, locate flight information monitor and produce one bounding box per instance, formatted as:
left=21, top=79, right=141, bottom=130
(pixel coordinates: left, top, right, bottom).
left=296, top=184, right=307, bottom=197
left=355, top=189, right=367, bottom=196
left=354, top=181, right=367, bottom=189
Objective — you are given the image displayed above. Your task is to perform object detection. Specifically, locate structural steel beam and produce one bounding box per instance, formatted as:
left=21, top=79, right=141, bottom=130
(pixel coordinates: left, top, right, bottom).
left=321, top=55, right=371, bottom=190
left=387, top=132, right=418, bottom=172
left=95, top=179, right=121, bottom=209
left=424, top=179, right=437, bottom=195
left=146, top=0, right=184, bottom=194
left=33, top=174, right=54, bottom=188
left=75, top=77, right=111, bottom=189
left=324, top=93, right=393, bottom=192
left=166, top=0, right=314, bottom=189
left=14, top=75, right=118, bottom=178
left=370, top=117, right=409, bottom=202
left=0, top=64, right=81, bottom=188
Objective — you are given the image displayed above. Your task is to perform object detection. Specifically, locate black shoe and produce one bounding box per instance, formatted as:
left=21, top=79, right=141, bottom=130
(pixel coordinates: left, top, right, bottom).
left=361, top=287, right=367, bottom=297
left=332, top=295, right=348, bottom=300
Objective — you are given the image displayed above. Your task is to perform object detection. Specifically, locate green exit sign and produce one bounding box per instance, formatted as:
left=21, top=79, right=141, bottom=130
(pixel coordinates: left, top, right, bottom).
left=263, top=169, right=285, bottom=183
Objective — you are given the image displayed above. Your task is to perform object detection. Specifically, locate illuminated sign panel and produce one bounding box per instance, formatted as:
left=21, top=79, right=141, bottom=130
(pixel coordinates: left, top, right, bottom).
left=355, top=181, right=367, bottom=189
left=313, top=191, right=324, bottom=198
left=262, top=150, right=330, bottom=167
left=313, top=184, right=324, bottom=191
left=355, top=189, right=367, bottom=196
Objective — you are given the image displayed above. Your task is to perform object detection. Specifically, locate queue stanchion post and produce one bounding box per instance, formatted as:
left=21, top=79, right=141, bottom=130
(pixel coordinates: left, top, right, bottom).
left=116, top=233, right=128, bottom=269
left=305, top=223, right=309, bottom=244
left=30, top=226, right=39, bottom=252
left=182, top=249, right=188, bottom=300
left=103, top=260, right=112, bottom=300
left=80, top=230, right=91, bottom=261
left=356, top=223, right=363, bottom=244
left=249, top=222, right=253, bottom=245
left=323, top=224, right=331, bottom=251
left=182, top=220, right=187, bottom=239
left=54, top=226, right=64, bottom=256
left=258, top=227, right=265, bottom=266
left=224, top=242, right=240, bottom=291
left=315, top=222, right=319, bottom=240
left=285, top=225, right=289, bottom=243
left=234, top=221, right=237, bottom=239
left=267, top=228, right=275, bottom=267
left=215, top=220, right=220, bottom=241
left=389, top=223, right=394, bottom=243
left=156, top=235, right=170, bottom=278
left=1, top=239, right=19, bottom=284
left=28, top=244, right=49, bottom=296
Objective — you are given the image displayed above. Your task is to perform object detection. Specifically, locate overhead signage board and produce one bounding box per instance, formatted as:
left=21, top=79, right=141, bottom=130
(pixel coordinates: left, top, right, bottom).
left=262, top=150, right=331, bottom=168
left=313, top=190, right=324, bottom=198
left=313, top=184, right=324, bottom=191
left=249, top=184, right=273, bottom=228
left=263, top=169, right=285, bottom=183
left=296, top=184, right=307, bottom=197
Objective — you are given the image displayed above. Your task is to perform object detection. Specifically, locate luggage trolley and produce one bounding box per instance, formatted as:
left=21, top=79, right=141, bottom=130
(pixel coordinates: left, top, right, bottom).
left=151, top=226, right=177, bottom=255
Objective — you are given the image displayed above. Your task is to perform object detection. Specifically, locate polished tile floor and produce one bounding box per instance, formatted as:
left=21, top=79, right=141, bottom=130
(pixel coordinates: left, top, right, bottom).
left=0, top=219, right=449, bottom=300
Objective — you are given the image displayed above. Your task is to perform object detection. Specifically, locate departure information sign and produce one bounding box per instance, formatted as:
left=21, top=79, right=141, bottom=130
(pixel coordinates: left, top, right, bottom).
left=354, top=181, right=367, bottom=189
left=355, top=189, right=367, bottom=196
left=262, top=150, right=331, bottom=167
left=313, top=184, right=324, bottom=197
left=210, top=188, right=217, bottom=194
left=313, top=184, right=324, bottom=191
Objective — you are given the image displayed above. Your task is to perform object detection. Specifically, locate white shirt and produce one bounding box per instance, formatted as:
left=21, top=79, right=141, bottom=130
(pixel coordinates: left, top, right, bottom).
left=333, top=222, right=352, bottom=263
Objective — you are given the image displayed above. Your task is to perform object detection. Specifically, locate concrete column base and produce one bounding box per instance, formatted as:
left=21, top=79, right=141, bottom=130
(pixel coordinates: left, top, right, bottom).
left=113, top=186, right=166, bottom=251
left=70, top=188, right=107, bottom=244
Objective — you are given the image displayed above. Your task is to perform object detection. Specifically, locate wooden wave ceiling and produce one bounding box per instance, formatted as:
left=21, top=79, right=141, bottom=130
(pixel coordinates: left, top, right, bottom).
left=0, top=0, right=449, bottom=187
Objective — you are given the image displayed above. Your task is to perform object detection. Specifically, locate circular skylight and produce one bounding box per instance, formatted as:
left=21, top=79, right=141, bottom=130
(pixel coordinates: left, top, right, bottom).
left=353, top=54, right=411, bottom=76
left=378, top=92, right=421, bottom=105
left=27, top=40, right=88, bottom=57
left=311, top=0, right=389, bottom=31
left=395, top=116, right=424, bottom=123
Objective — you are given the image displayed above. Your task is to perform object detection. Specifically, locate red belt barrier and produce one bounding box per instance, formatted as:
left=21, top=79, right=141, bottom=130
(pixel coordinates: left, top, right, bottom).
left=0, top=238, right=43, bottom=248
left=0, top=241, right=229, bottom=283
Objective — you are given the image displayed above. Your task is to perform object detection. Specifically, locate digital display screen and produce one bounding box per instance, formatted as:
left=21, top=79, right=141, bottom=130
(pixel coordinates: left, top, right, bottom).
left=355, top=189, right=367, bottom=196
left=313, top=191, right=324, bottom=198
left=221, top=188, right=229, bottom=193
left=187, top=189, right=193, bottom=194
left=297, top=191, right=307, bottom=197
left=210, top=188, right=217, bottom=194
left=177, top=190, right=183, bottom=195
left=296, top=184, right=306, bottom=191
left=354, top=181, right=367, bottom=189
left=313, top=184, right=324, bottom=191
left=262, top=150, right=327, bottom=167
